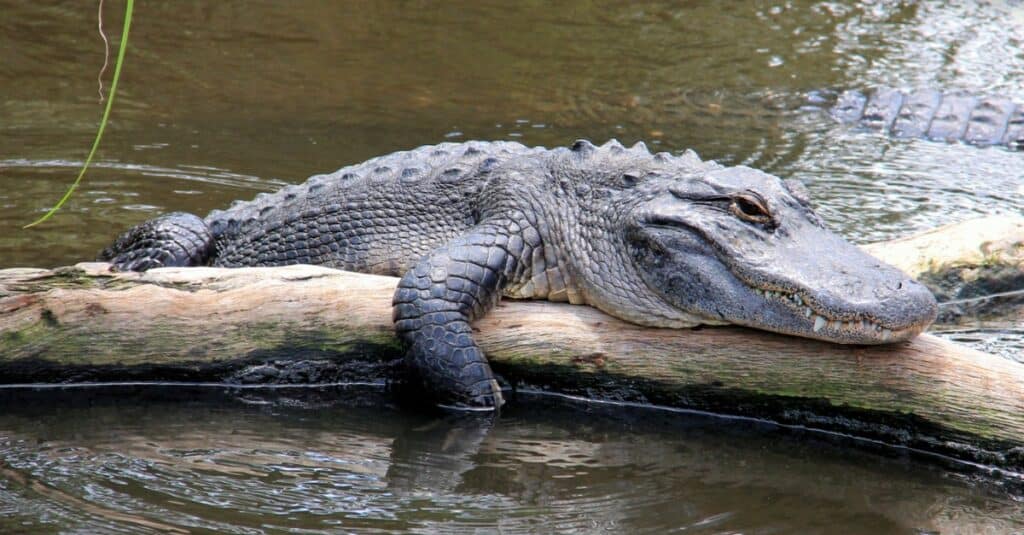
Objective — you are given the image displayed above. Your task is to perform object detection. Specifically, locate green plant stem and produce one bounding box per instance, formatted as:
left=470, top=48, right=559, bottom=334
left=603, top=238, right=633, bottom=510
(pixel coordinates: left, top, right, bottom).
left=25, top=0, right=134, bottom=228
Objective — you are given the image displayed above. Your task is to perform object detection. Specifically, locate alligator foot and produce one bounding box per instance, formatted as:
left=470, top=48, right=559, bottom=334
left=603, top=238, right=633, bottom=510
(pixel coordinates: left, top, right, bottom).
left=99, top=212, right=214, bottom=271
left=393, top=221, right=525, bottom=410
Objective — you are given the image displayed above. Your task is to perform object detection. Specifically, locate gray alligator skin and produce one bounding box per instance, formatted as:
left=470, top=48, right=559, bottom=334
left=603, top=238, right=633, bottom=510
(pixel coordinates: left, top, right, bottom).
left=829, top=87, right=1024, bottom=149
left=101, top=140, right=938, bottom=409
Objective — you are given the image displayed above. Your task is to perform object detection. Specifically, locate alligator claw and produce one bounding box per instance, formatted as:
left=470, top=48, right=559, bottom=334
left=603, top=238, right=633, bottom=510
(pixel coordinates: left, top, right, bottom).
left=444, top=378, right=504, bottom=411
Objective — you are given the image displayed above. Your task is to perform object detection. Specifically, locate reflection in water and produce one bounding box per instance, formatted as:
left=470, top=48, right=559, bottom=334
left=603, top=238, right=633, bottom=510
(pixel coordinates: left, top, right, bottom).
left=0, top=386, right=1020, bottom=534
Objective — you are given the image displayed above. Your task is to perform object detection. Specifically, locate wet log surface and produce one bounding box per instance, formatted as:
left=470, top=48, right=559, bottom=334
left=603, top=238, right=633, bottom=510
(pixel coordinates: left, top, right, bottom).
left=1, top=217, right=1023, bottom=473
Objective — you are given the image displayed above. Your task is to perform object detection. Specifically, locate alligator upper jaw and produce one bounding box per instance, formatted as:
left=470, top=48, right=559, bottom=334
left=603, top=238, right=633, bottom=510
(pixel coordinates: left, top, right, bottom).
left=741, top=284, right=933, bottom=345
left=631, top=187, right=938, bottom=345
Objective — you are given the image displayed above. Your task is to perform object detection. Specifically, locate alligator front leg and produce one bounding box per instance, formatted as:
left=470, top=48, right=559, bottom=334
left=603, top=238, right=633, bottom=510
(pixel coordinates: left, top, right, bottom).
left=392, top=221, right=524, bottom=409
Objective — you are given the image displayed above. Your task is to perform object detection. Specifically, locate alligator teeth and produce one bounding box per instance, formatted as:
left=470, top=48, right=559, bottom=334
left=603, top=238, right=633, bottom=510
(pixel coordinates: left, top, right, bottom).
left=793, top=295, right=802, bottom=305
left=812, top=315, right=827, bottom=332
left=881, top=329, right=892, bottom=341
left=804, top=307, right=813, bottom=318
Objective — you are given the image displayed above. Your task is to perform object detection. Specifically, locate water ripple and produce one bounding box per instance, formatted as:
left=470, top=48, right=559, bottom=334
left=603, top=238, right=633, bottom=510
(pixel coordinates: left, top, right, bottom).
left=0, top=387, right=1019, bottom=533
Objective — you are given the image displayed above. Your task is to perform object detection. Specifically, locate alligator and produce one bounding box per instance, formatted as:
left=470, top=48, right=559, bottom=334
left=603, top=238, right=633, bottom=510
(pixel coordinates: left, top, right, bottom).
left=821, top=87, right=1024, bottom=149
left=100, top=140, right=938, bottom=409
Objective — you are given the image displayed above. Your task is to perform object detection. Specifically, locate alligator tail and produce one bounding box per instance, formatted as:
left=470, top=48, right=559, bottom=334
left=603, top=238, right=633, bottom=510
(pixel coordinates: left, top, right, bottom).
left=830, top=87, right=1024, bottom=150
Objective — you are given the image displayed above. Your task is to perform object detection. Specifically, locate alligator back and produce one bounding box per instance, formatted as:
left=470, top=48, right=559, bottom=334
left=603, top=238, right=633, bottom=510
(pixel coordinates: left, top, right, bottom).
left=204, top=141, right=542, bottom=275
left=830, top=87, right=1024, bottom=150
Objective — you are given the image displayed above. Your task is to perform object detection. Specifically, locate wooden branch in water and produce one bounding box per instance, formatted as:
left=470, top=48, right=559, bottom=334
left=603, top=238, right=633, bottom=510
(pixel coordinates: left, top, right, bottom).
left=0, top=217, right=1022, bottom=472
left=863, top=215, right=1024, bottom=320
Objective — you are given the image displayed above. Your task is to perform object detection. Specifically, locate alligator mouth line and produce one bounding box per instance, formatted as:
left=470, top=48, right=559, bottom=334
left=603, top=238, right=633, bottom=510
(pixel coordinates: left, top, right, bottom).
left=746, top=286, right=904, bottom=341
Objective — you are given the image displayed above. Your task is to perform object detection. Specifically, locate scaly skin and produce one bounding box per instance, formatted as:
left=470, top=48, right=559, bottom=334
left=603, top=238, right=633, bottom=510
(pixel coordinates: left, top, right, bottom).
left=829, top=87, right=1024, bottom=149
left=101, top=140, right=938, bottom=409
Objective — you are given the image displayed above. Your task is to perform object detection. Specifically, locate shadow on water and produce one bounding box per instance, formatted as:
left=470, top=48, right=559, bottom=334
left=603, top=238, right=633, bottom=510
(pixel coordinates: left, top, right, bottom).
left=0, top=385, right=1021, bottom=534
left=2, top=1, right=1024, bottom=531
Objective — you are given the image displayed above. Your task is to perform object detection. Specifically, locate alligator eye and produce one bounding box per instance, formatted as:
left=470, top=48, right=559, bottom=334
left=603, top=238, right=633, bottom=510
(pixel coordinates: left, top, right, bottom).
left=620, top=173, right=640, bottom=188
left=730, top=194, right=772, bottom=224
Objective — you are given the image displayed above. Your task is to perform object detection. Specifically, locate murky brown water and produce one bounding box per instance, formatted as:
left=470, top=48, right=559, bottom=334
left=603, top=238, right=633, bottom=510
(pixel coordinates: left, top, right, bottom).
left=0, top=386, right=1021, bottom=534
left=2, top=1, right=1024, bottom=532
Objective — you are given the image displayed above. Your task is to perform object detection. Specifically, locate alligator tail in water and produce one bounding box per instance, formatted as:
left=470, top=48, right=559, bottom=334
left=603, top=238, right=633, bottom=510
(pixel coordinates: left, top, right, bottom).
left=827, top=87, right=1024, bottom=149
left=100, top=140, right=938, bottom=409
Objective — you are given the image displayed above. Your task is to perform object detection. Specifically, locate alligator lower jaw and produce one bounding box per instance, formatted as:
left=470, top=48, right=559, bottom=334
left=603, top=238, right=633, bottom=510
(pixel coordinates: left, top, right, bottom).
left=748, top=286, right=915, bottom=343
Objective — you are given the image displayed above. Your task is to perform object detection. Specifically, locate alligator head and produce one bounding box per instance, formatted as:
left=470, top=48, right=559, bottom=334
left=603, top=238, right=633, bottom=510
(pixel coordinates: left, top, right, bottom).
left=558, top=140, right=938, bottom=344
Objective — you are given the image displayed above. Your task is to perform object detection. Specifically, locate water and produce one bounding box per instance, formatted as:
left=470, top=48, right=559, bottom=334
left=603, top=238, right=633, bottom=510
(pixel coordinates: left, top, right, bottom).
left=2, top=0, right=1024, bottom=531
left=4, top=1, right=1024, bottom=266
left=0, top=386, right=1020, bottom=534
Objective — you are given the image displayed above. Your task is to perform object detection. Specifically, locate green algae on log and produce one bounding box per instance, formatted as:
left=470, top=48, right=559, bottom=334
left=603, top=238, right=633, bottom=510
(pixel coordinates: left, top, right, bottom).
left=0, top=217, right=1023, bottom=473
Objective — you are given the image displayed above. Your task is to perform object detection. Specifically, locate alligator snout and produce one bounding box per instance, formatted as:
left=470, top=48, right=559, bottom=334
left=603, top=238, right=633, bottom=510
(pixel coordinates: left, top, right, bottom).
left=874, top=275, right=938, bottom=331
left=771, top=250, right=938, bottom=344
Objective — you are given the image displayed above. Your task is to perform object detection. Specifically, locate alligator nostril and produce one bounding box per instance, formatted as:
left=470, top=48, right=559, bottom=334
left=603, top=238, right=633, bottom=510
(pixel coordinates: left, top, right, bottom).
left=896, top=281, right=903, bottom=290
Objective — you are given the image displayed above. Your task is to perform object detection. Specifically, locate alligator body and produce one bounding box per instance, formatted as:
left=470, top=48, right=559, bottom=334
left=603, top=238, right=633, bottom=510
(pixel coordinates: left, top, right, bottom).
left=827, top=87, right=1024, bottom=149
left=101, top=140, right=938, bottom=408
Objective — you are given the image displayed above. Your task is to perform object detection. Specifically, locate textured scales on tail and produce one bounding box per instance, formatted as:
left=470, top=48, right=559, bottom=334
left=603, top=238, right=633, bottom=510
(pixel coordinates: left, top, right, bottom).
left=830, top=87, right=1024, bottom=149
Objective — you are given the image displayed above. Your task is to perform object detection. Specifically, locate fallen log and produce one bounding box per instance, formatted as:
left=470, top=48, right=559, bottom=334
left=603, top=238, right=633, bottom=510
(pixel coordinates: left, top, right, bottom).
left=863, top=215, right=1024, bottom=321
left=1, top=217, right=1023, bottom=473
